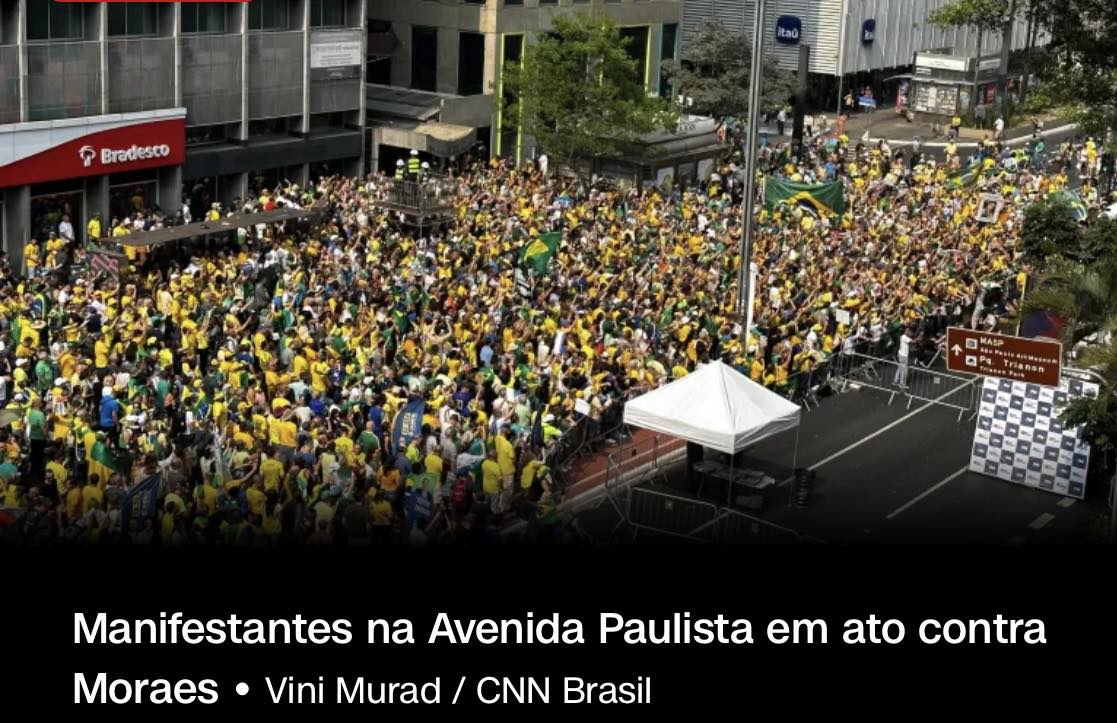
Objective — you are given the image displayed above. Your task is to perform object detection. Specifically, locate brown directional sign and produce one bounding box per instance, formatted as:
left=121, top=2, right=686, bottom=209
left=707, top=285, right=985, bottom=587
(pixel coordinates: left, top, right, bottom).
left=946, top=327, right=1062, bottom=387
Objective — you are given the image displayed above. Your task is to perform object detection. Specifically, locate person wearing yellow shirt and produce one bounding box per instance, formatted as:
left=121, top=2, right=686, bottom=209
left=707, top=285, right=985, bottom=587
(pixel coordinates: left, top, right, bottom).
left=424, top=450, right=443, bottom=478
left=310, top=359, right=329, bottom=394
left=94, top=336, right=111, bottom=370
left=245, top=478, right=268, bottom=517
left=82, top=478, right=104, bottom=515
left=481, top=448, right=504, bottom=513
left=87, top=214, right=102, bottom=240
left=260, top=449, right=284, bottom=493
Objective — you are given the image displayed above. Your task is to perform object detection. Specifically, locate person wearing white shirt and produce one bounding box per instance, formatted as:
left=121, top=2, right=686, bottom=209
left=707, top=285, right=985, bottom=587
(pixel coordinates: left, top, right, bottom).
left=893, top=329, right=913, bottom=387
left=58, top=215, right=74, bottom=244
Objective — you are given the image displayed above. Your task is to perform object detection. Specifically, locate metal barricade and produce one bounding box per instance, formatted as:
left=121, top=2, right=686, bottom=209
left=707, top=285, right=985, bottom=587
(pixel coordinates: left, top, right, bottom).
left=829, top=351, right=907, bottom=404
left=903, top=364, right=981, bottom=421
left=627, top=487, right=720, bottom=543
left=713, top=508, right=826, bottom=547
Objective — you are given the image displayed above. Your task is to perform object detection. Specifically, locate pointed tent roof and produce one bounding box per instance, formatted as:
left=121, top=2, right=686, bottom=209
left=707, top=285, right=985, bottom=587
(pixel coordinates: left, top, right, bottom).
left=622, top=360, right=801, bottom=454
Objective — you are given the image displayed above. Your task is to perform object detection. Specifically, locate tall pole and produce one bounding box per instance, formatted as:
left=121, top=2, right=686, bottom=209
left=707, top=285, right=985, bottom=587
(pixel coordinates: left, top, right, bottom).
left=736, top=0, right=766, bottom=320
left=835, top=0, right=849, bottom=117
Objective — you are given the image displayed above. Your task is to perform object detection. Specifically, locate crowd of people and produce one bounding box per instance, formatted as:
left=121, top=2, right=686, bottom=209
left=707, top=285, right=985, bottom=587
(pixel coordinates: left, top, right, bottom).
left=0, top=122, right=1112, bottom=546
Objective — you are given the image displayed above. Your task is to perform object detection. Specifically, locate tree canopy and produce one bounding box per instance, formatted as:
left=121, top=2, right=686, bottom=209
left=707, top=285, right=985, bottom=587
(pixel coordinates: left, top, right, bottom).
left=660, top=21, right=794, bottom=123
left=1028, top=0, right=1117, bottom=135
left=502, top=12, right=676, bottom=168
left=928, top=0, right=1013, bottom=33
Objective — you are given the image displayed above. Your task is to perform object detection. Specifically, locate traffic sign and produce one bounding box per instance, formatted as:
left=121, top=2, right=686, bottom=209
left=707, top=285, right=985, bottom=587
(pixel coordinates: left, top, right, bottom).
left=946, top=327, right=1062, bottom=387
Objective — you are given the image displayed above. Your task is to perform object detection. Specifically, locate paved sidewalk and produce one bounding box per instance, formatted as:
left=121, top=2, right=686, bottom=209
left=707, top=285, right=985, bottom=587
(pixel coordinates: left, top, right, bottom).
left=759, top=109, right=1077, bottom=149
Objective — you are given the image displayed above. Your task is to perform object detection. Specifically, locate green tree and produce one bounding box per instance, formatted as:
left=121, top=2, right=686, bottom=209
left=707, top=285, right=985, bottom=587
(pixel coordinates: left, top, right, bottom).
left=1022, top=258, right=1117, bottom=346
left=1028, top=0, right=1117, bottom=135
left=1023, top=259, right=1117, bottom=458
left=1019, top=196, right=1080, bottom=264
left=660, top=21, right=795, bottom=124
left=502, top=12, right=676, bottom=172
left=930, top=0, right=1013, bottom=119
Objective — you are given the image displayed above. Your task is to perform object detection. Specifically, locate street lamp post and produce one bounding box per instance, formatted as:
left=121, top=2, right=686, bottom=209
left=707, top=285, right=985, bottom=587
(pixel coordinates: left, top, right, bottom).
left=736, top=0, right=767, bottom=321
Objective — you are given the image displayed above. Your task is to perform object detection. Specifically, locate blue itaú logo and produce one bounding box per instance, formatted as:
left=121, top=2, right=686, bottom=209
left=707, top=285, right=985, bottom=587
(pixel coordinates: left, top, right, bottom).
left=862, top=18, right=876, bottom=46
left=775, top=15, right=801, bottom=44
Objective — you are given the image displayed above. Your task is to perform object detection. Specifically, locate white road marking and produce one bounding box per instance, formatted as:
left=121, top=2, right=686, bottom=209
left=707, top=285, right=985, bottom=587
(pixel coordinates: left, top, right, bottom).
left=1029, top=512, right=1055, bottom=530
left=788, top=377, right=978, bottom=482
left=1057, top=497, right=1076, bottom=508
left=885, top=466, right=968, bottom=520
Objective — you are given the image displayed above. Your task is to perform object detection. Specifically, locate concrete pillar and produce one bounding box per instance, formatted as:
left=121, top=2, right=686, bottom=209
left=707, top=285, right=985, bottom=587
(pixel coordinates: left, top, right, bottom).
left=300, top=0, right=312, bottom=135
left=647, top=23, right=664, bottom=96
left=368, top=126, right=382, bottom=175
left=295, top=164, right=310, bottom=188
left=85, top=176, right=109, bottom=237
left=483, top=31, right=499, bottom=95
left=240, top=0, right=250, bottom=141
left=437, top=27, right=460, bottom=95
left=391, top=21, right=412, bottom=88
left=17, top=0, right=27, bottom=122
left=157, top=166, right=183, bottom=217
left=221, top=173, right=247, bottom=208
left=99, top=2, right=108, bottom=115
left=3, top=186, right=30, bottom=274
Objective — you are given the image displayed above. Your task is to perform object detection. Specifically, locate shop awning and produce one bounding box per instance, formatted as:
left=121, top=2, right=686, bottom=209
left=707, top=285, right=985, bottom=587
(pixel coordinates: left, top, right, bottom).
left=116, top=206, right=324, bottom=249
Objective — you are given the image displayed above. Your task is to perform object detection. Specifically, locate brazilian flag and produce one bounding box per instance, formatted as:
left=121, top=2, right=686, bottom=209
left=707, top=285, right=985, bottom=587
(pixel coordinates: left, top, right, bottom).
left=88, top=440, right=117, bottom=485
left=520, top=231, right=562, bottom=274
left=947, top=166, right=980, bottom=189
left=763, top=179, right=846, bottom=216
left=1049, top=190, right=1088, bottom=222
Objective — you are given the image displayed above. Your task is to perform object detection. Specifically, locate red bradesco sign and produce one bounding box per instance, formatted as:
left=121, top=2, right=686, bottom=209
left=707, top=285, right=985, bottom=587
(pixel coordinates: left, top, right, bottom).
left=0, top=118, right=185, bottom=188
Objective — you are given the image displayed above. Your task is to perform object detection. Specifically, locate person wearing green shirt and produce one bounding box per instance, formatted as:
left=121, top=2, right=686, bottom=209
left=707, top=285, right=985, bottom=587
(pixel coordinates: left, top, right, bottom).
left=26, top=398, right=48, bottom=481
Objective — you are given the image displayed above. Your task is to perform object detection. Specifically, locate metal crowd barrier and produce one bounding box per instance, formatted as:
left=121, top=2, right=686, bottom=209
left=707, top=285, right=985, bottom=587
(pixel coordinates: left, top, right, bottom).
left=903, top=365, right=981, bottom=421
left=714, top=507, right=826, bottom=547
left=829, top=351, right=980, bottom=420
left=829, top=351, right=908, bottom=405
left=627, top=487, right=721, bottom=542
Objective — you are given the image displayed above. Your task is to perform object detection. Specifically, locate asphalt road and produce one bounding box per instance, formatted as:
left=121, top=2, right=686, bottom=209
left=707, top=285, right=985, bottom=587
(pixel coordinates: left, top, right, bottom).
left=577, top=381, right=1107, bottom=548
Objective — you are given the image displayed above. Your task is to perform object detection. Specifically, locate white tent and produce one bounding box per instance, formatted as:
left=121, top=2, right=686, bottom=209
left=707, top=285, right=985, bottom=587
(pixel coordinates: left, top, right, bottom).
left=622, top=360, right=802, bottom=454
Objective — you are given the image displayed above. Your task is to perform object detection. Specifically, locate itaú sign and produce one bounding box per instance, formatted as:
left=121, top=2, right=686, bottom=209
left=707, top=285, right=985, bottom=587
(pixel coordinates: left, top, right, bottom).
left=0, top=116, right=185, bottom=188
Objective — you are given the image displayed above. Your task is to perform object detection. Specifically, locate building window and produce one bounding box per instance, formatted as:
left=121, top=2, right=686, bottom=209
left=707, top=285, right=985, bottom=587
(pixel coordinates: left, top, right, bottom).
left=248, top=0, right=291, bottom=31
left=27, top=1, right=84, bottom=41
left=186, top=124, right=228, bottom=147
left=310, top=0, right=346, bottom=28
left=505, top=0, right=523, bottom=5
left=619, top=25, right=649, bottom=87
left=411, top=26, right=438, bottom=92
left=458, top=32, right=485, bottom=96
left=108, top=3, right=158, bottom=38
left=181, top=3, right=229, bottom=34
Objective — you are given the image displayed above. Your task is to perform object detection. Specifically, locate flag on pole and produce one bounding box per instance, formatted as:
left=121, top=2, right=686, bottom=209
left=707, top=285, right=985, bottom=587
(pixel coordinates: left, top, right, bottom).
left=391, top=396, right=426, bottom=453
left=763, top=179, right=846, bottom=216
left=520, top=231, right=562, bottom=274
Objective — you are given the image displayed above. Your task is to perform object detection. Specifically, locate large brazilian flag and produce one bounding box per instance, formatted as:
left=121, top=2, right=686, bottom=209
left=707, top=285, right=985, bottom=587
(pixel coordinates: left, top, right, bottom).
left=520, top=231, right=562, bottom=274
left=763, top=179, right=846, bottom=216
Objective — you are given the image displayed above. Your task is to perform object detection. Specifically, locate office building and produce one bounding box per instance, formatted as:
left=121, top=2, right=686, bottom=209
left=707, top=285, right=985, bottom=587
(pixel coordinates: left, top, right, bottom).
left=1, top=0, right=367, bottom=271
left=363, top=0, right=682, bottom=170
left=681, top=0, right=1044, bottom=111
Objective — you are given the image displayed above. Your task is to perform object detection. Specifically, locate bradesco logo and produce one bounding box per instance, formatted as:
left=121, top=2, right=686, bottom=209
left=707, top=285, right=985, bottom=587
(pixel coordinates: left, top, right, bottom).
left=83, top=143, right=173, bottom=167
left=775, top=15, right=801, bottom=44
